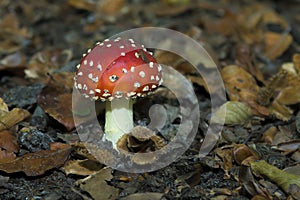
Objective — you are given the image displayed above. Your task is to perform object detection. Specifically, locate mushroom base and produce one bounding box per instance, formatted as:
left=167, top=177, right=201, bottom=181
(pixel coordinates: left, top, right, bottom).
left=104, top=98, right=134, bottom=147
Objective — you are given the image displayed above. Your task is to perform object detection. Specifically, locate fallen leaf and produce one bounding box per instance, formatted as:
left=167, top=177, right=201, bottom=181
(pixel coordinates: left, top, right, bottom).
left=256, top=70, right=288, bottom=106
left=274, top=140, right=300, bottom=154
left=221, top=65, right=260, bottom=112
left=65, top=159, right=103, bottom=176
left=0, top=150, right=16, bottom=163
left=203, top=9, right=237, bottom=36
left=215, top=147, right=233, bottom=173
left=0, top=108, right=31, bottom=132
left=25, top=49, right=73, bottom=81
left=78, top=167, right=119, bottom=199
left=0, top=142, right=71, bottom=176
left=67, top=0, right=96, bottom=11
left=233, top=144, right=259, bottom=165
left=239, top=166, right=269, bottom=198
left=261, top=126, right=277, bottom=144
left=250, top=160, right=300, bottom=194
left=211, top=101, right=252, bottom=125
left=38, top=72, right=75, bottom=131
left=264, top=31, right=293, bottom=60
left=97, top=0, right=126, bottom=16
left=268, top=101, right=293, bottom=121
left=0, top=98, right=9, bottom=118
left=0, top=130, right=19, bottom=153
left=0, top=13, right=31, bottom=53
left=293, top=53, right=300, bottom=74
left=235, top=43, right=264, bottom=83
left=120, top=192, right=164, bottom=200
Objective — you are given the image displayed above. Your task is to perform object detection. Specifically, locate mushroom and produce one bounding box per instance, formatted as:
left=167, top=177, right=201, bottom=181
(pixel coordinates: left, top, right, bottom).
left=74, top=37, right=163, bottom=147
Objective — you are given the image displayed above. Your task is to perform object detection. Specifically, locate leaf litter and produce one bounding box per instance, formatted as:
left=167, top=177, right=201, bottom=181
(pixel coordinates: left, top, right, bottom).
left=0, top=0, right=300, bottom=199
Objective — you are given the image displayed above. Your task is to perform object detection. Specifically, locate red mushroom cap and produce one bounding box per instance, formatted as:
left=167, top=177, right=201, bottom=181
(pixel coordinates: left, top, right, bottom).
left=75, top=38, right=162, bottom=101
left=74, top=37, right=163, bottom=101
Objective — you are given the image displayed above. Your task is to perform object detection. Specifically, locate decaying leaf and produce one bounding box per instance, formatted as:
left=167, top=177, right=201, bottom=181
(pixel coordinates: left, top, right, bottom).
left=0, top=13, right=31, bottom=53
left=0, top=130, right=18, bottom=163
left=65, top=159, right=103, bottom=176
left=214, top=147, right=233, bottom=174
left=264, top=31, right=293, bottom=60
left=233, top=144, right=259, bottom=165
left=235, top=43, right=264, bottom=83
left=211, top=101, right=252, bottom=125
left=273, top=140, right=300, bottom=154
left=67, top=0, right=96, bottom=11
left=0, top=130, right=19, bottom=153
left=78, top=167, right=119, bottom=200
left=0, top=108, right=31, bottom=132
left=97, top=0, right=126, bottom=16
left=275, top=60, right=300, bottom=105
left=221, top=65, right=259, bottom=101
left=0, top=98, right=9, bottom=118
left=239, top=166, right=270, bottom=198
left=120, top=192, right=164, bottom=200
left=0, top=143, right=71, bottom=176
left=261, top=126, right=278, bottom=144
left=256, top=70, right=288, bottom=106
left=221, top=65, right=269, bottom=116
left=250, top=160, right=300, bottom=194
left=38, top=72, right=75, bottom=131
left=268, top=101, right=293, bottom=121
left=25, top=49, right=73, bottom=81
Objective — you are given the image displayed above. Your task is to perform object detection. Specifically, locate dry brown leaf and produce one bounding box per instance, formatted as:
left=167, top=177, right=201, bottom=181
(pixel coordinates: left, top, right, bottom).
left=293, top=54, right=300, bottom=74
left=78, top=167, right=119, bottom=200
left=121, top=192, right=164, bottom=200
left=38, top=72, right=75, bottom=131
left=221, top=65, right=269, bottom=116
left=0, top=150, right=16, bottom=163
left=221, top=65, right=259, bottom=101
left=261, top=126, right=277, bottom=144
left=235, top=43, right=264, bottom=83
left=0, top=130, right=19, bottom=153
left=203, top=9, right=237, bottom=36
left=0, top=13, right=31, bottom=53
left=275, top=140, right=300, bottom=154
left=25, top=49, right=73, bottom=81
left=276, top=85, right=300, bottom=105
left=264, top=31, right=293, bottom=60
left=0, top=108, right=31, bottom=132
left=0, top=98, right=9, bottom=118
left=97, top=0, right=126, bottom=15
left=250, top=160, right=300, bottom=194
left=67, top=0, right=96, bottom=11
left=275, top=61, right=300, bottom=105
left=0, top=142, right=71, bottom=176
left=215, top=147, right=233, bottom=172
left=65, top=159, right=103, bottom=176
left=268, top=101, right=293, bottom=121
left=233, top=144, right=259, bottom=165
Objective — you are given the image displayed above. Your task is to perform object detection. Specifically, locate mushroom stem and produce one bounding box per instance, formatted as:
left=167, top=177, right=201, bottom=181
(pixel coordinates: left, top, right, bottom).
left=104, top=98, right=134, bottom=146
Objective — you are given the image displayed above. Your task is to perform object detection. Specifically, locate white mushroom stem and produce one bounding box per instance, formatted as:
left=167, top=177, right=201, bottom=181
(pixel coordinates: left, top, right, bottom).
left=104, top=98, right=134, bottom=147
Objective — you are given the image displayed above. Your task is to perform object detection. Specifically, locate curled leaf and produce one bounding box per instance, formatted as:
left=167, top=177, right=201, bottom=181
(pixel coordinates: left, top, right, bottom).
left=250, top=160, right=300, bottom=194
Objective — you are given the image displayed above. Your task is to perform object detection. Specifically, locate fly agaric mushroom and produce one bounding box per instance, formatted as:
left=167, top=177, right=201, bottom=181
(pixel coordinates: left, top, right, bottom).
left=74, top=37, right=163, bottom=147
